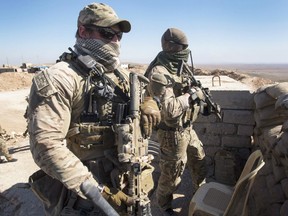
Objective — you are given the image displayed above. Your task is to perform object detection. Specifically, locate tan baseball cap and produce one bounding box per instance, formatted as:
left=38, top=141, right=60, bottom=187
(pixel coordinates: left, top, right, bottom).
left=78, top=3, right=131, bottom=33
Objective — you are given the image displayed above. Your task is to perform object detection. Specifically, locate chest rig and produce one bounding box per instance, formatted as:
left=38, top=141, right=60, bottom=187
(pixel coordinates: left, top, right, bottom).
left=160, top=63, right=196, bottom=129
left=59, top=48, right=130, bottom=149
left=61, top=48, right=130, bottom=124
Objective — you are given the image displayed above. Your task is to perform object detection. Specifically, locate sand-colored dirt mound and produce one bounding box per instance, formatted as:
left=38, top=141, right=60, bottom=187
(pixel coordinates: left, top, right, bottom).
left=0, top=72, right=34, bottom=92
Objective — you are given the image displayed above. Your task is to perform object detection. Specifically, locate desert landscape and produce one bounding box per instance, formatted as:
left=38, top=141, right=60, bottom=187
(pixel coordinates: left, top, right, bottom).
left=0, top=64, right=286, bottom=215
left=0, top=63, right=281, bottom=135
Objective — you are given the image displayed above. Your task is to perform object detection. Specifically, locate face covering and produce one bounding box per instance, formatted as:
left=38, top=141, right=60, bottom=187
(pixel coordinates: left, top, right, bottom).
left=75, top=38, right=121, bottom=72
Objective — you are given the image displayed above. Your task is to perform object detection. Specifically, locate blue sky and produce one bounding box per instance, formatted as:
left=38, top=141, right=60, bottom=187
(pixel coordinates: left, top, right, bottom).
left=1, top=0, right=287, bottom=66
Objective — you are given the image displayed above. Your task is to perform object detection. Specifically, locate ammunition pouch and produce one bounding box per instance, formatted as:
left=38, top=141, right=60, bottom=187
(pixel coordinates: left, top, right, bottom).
left=29, top=169, right=68, bottom=215
left=140, top=163, right=155, bottom=196
left=67, top=123, right=115, bottom=148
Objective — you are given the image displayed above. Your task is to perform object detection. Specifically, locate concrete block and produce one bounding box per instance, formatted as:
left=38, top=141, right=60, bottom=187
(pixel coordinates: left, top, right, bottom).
left=223, top=109, right=255, bottom=125
left=222, top=135, right=252, bottom=148
left=198, top=134, right=221, bottom=146
left=195, top=75, right=254, bottom=109
left=212, top=91, right=254, bottom=109
left=195, top=113, right=218, bottom=123
left=194, top=122, right=237, bottom=135
left=204, top=146, right=221, bottom=157
left=195, top=75, right=252, bottom=91
left=237, top=125, right=254, bottom=136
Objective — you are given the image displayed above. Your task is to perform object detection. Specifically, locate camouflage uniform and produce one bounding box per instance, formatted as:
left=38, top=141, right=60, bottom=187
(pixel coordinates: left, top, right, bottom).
left=27, top=3, right=140, bottom=216
left=28, top=61, right=131, bottom=214
left=0, top=125, right=15, bottom=162
left=145, top=28, right=207, bottom=211
left=0, top=138, right=13, bottom=162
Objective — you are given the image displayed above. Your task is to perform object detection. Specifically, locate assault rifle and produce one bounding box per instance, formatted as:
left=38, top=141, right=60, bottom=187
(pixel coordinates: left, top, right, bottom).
left=177, top=60, right=222, bottom=120
left=65, top=48, right=153, bottom=214
left=114, top=72, right=154, bottom=216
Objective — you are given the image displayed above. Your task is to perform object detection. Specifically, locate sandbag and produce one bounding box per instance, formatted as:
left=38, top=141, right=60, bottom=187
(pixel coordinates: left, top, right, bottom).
left=272, top=156, right=286, bottom=183
left=254, top=111, right=286, bottom=128
left=282, top=120, right=288, bottom=132
left=261, top=125, right=282, bottom=150
left=266, top=82, right=288, bottom=98
left=280, top=200, right=288, bottom=216
left=275, top=94, right=288, bottom=110
left=274, top=132, right=288, bottom=157
left=256, top=105, right=288, bottom=121
left=254, top=90, right=276, bottom=109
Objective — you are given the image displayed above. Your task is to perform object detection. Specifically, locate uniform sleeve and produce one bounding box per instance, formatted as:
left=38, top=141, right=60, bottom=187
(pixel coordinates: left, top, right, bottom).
left=146, top=66, right=190, bottom=125
left=28, top=66, right=98, bottom=198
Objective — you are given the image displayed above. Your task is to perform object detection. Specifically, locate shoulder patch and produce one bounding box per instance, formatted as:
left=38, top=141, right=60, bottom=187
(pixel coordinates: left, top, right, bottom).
left=33, top=71, right=57, bottom=98
left=34, top=72, right=49, bottom=91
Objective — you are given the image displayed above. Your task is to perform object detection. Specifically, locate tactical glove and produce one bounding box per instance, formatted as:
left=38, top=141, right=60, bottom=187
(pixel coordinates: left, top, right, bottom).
left=101, top=186, right=134, bottom=212
left=187, top=87, right=205, bottom=105
left=80, top=180, right=119, bottom=216
left=140, top=96, right=161, bottom=138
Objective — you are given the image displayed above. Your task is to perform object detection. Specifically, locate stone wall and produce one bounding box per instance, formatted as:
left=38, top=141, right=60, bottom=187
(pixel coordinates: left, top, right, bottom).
left=194, top=75, right=255, bottom=183
left=193, top=77, right=288, bottom=216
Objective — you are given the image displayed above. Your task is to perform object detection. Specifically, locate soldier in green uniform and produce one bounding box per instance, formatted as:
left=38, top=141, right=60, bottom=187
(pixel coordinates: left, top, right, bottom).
left=0, top=125, right=17, bottom=163
left=27, top=3, right=160, bottom=216
left=145, top=28, right=207, bottom=215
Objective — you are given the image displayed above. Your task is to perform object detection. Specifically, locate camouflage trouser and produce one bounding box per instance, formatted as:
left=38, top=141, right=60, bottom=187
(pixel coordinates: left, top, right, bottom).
left=156, top=127, right=207, bottom=210
left=186, top=129, right=207, bottom=191
left=0, top=138, right=13, bottom=161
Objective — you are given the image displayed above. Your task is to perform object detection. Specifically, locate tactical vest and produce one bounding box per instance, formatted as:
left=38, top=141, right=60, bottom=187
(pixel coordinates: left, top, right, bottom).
left=171, top=72, right=198, bottom=126
left=148, top=66, right=196, bottom=129
left=59, top=51, right=131, bottom=152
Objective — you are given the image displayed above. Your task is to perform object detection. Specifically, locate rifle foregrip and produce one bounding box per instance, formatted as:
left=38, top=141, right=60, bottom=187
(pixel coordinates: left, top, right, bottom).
left=80, top=180, right=119, bottom=216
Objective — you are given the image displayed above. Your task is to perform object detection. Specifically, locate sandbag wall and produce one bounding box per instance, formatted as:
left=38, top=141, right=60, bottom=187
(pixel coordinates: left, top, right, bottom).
left=248, top=82, right=288, bottom=216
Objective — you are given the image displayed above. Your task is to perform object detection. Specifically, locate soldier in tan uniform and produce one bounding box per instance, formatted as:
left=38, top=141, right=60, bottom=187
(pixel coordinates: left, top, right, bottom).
left=27, top=3, right=160, bottom=216
left=145, top=28, right=207, bottom=215
left=0, top=125, right=17, bottom=163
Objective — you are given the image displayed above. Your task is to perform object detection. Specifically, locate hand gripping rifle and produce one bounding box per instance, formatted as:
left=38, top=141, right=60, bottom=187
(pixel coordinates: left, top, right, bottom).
left=177, top=59, right=222, bottom=120
left=65, top=49, right=153, bottom=215
left=114, top=72, right=154, bottom=216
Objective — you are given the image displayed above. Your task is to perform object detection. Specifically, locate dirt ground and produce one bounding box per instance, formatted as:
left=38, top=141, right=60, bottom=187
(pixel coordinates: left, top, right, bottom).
left=0, top=68, right=276, bottom=216
left=0, top=68, right=275, bottom=132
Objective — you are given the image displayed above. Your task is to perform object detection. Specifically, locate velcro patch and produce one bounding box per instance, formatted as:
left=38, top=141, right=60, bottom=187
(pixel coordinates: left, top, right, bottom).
left=34, top=72, right=49, bottom=91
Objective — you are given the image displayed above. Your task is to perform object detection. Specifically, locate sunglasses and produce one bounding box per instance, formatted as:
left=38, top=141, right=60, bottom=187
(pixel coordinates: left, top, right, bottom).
left=85, top=25, right=123, bottom=41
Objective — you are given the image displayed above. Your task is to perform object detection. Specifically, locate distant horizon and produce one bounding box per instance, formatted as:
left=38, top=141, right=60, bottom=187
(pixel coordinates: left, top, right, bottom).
left=2, top=61, right=288, bottom=68
left=1, top=61, right=287, bottom=82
